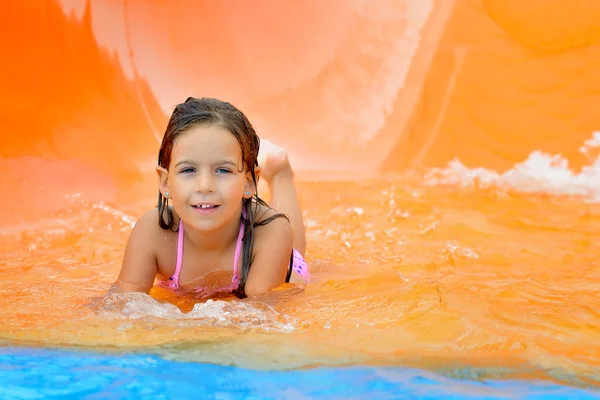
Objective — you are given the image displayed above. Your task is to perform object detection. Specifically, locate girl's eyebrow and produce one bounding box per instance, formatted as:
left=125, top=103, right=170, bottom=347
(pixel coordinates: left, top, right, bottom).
left=216, top=160, right=239, bottom=167
left=174, top=160, right=239, bottom=167
left=174, top=159, right=195, bottom=167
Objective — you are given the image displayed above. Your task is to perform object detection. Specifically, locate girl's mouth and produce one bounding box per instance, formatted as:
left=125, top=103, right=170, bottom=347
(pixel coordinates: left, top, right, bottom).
left=193, top=204, right=218, bottom=209
left=192, top=203, right=220, bottom=214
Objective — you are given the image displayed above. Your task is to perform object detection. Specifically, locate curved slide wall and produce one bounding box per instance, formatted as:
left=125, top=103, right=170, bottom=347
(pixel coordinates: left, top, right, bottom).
left=2, top=0, right=600, bottom=224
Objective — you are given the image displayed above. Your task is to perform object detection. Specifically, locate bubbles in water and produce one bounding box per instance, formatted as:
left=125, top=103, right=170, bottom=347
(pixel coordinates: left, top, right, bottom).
left=91, top=202, right=136, bottom=228
left=349, top=207, right=364, bottom=217
left=443, top=243, right=479, bottom=263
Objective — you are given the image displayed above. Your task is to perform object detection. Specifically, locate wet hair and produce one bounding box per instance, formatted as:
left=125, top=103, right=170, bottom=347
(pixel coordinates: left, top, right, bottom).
left=156, top=97, right=288, bottom=298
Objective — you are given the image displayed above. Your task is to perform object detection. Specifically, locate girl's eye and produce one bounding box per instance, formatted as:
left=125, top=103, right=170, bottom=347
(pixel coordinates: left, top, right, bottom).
left=216, top=168, right=232, bottom=174
left=180, top=168, right=195, bottom=174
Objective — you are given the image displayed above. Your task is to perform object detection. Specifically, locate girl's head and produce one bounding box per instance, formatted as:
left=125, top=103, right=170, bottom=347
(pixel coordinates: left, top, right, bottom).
left=156, top=97, right=261, bottom=231
left=155, top=97, right=288, bottom=298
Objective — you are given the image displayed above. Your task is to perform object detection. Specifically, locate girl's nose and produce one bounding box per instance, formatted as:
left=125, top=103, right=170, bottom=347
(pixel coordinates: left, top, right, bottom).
left=195, top=170, right=216, bottom=194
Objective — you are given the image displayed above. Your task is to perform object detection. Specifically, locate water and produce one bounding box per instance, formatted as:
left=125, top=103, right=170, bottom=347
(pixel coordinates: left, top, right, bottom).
left=2, top=347, right=599, bottom=399
left=1, top=137, right=599, bottom=394
left=3, top=1, right=600, bottom=397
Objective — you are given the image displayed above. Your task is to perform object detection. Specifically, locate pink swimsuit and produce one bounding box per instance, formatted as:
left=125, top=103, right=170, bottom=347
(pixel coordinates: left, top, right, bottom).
left=159, top=216, right=309, bottom=293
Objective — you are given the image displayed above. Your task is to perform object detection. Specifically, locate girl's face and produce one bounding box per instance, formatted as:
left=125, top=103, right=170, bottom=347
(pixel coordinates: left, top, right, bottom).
left=159, top=124, right=255, bottom=232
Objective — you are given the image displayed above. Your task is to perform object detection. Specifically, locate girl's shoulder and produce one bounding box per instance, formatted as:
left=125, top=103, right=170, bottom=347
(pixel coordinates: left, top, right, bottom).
left=250, top=202, right=293, bottom=245
left=133, top=207, right=179, bottom=275
left=116, top=208, right=177, bottom=293
left=251, top=202, right=290, bottom=227
left=132, top=209, right=178, bottom=255
left=134, top=208, right=175, bottom=237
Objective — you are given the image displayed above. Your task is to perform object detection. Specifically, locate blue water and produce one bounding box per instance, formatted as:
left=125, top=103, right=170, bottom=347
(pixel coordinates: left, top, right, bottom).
left=0, top=347, right=598, bottom=399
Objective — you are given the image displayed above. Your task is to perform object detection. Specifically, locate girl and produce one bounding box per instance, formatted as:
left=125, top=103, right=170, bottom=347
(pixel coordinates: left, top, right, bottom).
left=114, top=97, right=308, bottom=298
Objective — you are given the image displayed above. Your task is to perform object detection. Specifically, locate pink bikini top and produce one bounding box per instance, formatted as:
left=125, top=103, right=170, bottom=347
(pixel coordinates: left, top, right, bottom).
left=160, top=216, right=308, bottom=293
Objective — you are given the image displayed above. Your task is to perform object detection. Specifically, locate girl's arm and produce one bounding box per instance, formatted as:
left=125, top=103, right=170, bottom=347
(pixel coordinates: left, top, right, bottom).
left=244, top=214, right=294, bottom=297
left=113, top=210, right=159, bottom=293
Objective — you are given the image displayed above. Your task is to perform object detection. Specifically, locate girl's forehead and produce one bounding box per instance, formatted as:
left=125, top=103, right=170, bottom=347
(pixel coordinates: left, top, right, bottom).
left=172, top=125, right=242, bottom=159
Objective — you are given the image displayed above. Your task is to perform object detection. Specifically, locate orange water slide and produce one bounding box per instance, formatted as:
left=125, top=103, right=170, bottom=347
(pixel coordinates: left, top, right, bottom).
left=2, top=0, right=600, bottom=225
left=379, top=0, right=600, bottom=172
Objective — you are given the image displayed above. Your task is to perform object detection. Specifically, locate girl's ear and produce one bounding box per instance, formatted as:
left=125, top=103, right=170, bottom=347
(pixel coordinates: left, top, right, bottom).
left=244, top=166, right=260, bottom=198
left=156, top=166, right=169, bottom=198
left=253, top=165, right=261, bottom=184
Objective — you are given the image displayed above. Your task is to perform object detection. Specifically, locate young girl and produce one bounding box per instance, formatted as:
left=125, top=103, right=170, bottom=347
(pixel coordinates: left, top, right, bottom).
left=114, top=97, right=308, bottom=298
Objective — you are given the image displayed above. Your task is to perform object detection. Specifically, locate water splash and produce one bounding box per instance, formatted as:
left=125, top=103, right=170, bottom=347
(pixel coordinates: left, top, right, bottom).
left=95, top=292, right=297, bottom=332
left=425, top=132, right=600, bottom=202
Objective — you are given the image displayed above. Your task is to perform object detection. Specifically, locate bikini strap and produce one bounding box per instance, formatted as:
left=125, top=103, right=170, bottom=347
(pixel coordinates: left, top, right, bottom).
left=168, top=219, right=185, bottom=288
left=232, top=218, right=245, bottom=285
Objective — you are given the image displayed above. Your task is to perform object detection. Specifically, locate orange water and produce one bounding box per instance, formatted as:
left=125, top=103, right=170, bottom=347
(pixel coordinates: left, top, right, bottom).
left=1, top=0, right=600, bottom=389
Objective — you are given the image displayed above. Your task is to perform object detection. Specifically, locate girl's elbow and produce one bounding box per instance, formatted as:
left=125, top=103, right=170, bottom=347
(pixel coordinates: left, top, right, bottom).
left=244, top=285, right=267, bottom=298
left=244, top=281, right=276, bottom=298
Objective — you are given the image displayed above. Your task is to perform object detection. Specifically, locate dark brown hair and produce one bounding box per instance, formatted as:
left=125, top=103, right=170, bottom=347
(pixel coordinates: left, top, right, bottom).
left=157, top=97, right=287, bottom=298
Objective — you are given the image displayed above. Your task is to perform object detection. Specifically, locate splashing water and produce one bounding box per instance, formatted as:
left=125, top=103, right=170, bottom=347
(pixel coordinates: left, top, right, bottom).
left=425, top=133, right=600, bottom=202
left=2, top=135, right=600, bottom=387
left=95, top=293, right=298, bottom=333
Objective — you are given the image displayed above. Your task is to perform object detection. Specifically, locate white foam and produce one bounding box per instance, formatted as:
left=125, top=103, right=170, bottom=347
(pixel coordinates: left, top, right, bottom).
left=96, top=292, right=297, bottom=332
left=424, top=132, right=600, bottom=202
